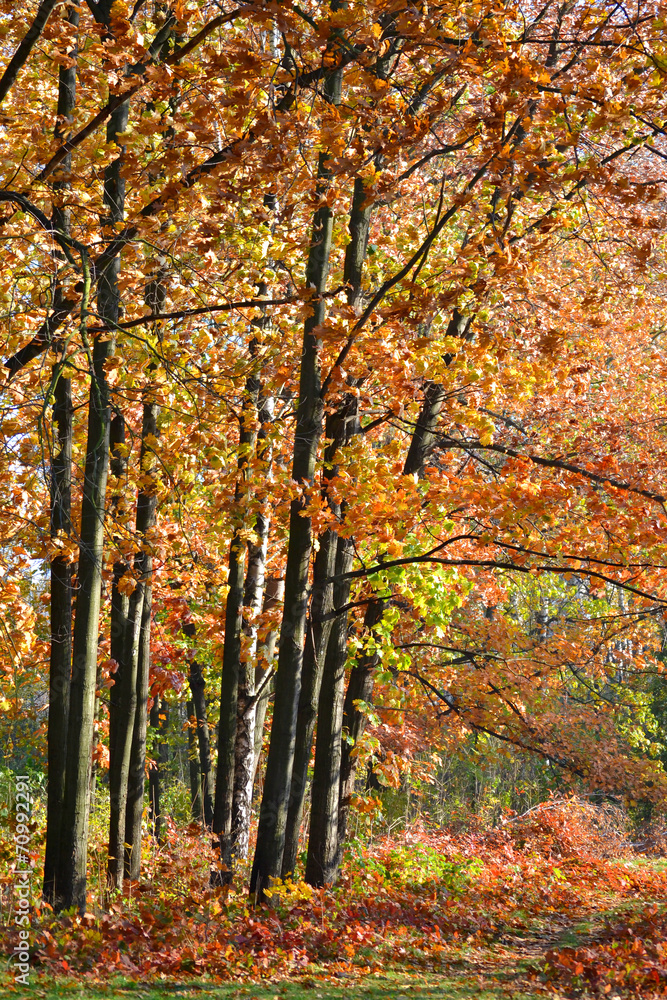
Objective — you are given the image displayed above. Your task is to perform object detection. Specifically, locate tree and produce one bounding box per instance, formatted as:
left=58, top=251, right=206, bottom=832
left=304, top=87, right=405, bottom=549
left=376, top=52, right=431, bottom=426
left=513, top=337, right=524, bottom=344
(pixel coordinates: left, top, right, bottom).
left=0, top=0, right=666, bottom=914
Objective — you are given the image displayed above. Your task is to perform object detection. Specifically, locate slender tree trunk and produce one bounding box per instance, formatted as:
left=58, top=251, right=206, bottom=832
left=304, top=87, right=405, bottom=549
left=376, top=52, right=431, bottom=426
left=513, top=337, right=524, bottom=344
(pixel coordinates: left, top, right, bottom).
left=99, top=95, right=134, bottom=893
left=45, top=366, right=73, bottom=904
left=57, top=93, right=129, bottom=911
left=335, top=598, right=385, bottom=860
left=44, top=363, right=73, bottom=905
left=232, top=505, right=269, bottom=860
left=148, top=698, right=161, bottom=840
left=43, top=1, right=78, bottom=910
left=212, top=368, right=260, bottom=882
left=59, top=336, right=115, bottom=911
left=108, top=410, right=130, bottom=803
left=344, top=175, right=373, bottom=311
left=148, top=697, right=168, bottom=844
left=250, top=68, right=342, bottom=900
left=305, top=533, right=355, bottom=885
left=108, top=573, right=142, bottom=887
left=282, top=396, right=358, bottom=877
left=123, top=579, right=152, bottom=876
left=280, top=531, right=337, bottom=877
left=123, top=397, right=160, bottom=880
left=231, top=359, right=275, bottom=860
left=299, top=175, right=371, bottom=884
left=212, top=527, right=245, bottom=881
left=184, top=634, right=214, bottom=828
left=186, top=700, right=202, bottom=821
left=124, top=584, right=152, bottom=881
left=121, top=263, right=166, bottom=879
left=252, top=574, right=284, bottom=786
left=90, top=661, right=102, bottom=809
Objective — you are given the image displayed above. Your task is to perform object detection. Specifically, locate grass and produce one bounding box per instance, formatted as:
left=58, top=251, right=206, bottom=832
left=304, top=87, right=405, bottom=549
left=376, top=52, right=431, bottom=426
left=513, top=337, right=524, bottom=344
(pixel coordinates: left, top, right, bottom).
left=5, top=970, right=545, bottom=999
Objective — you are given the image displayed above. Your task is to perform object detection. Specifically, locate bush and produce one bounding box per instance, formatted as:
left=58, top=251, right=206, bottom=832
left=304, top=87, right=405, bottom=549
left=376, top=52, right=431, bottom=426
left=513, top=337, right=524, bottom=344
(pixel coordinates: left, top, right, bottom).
left=506, top=795, right=632, bottom=858
left=343, top=835, right=482, bottom=896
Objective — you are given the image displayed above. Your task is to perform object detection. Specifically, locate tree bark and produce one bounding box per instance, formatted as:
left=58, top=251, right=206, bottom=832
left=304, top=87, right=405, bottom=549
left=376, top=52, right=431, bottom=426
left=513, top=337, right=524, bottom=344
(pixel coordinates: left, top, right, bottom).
left=59, top=338, right=115, bottom=911
left=280, top=530, right=337, bottom=877
left=108, top=410, right=130, bottom=800
left=252, top=574, right=284, bottom=786
left=44, top=361, right=73, bottom=905
left=250, top=69, right=342, bottom=896
left=335, top=595, right=385, bottom=864
left=57, top=90, right=130, bottom=910
left=186, top=699, right=202, bottom=821
left=212, top=367, right=261, bottom=882
left=108, top=576, right=141, bottom=888
left=232, top=498, right=269, bottom=860
left=148, top=697, right=168, bottom=843
left=123, top=397, right=160, bottom=880
left=43, top=1, right=78, bottom=910
left=232, top=325, right=275, bottom=860
left=299, top=173, right=371, bottom=885
left=305, top=533, right=355, bottom=885
left=343, top=175, right=373, bottom=310
left=282, top=396, right=358, bottom=878
left=185, top=636, right=214, bottom=828
left=98, top=94, right=136, bottom=893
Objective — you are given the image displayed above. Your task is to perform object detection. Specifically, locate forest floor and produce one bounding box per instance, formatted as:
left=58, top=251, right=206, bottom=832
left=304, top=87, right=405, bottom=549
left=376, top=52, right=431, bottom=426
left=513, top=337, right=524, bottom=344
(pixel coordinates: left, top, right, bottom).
left=2, top=806, right=667, bottom=999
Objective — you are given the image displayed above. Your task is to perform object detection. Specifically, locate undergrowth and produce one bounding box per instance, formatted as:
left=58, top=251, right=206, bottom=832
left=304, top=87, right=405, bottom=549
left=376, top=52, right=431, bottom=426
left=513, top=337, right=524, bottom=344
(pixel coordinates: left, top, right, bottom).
left=1, top=796, right=666, bottom=995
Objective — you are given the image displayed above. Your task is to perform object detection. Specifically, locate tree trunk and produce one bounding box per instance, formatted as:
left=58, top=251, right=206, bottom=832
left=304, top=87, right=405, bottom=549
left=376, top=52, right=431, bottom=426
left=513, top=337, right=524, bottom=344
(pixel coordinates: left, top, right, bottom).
left=101, top=102, right=142, bottom=891
left=43, top=1, right=78, bottom=910
left=252, top=573, right=284, bottom=786
left=108, top=573, right=143, bottom=887
left=212, top=535, right=244, bottom=880
left=299, top=174, right=371, bottom=885
left=148, top=697, right=161, bottom=841
left=58, top=89, right=128, bottom=907
left=186, top=642, right=214, bottom=828
left=108, top=410, right=130, bottom=806
left=123, top=397, right=160, bottom=880
left=280, top=530, right=337, bottom=878
left=44, top=362, right=73, bottom=905
left=148, top=697, right=168, bottom=844
left=282, top=396, right=358, bottom=877
left=212, top=367, right=260, bottom=882
left=250, top=66, right=341, bottom=896
left=335, top=598, right=385, bottom=860
left=186, top=699, right=202, bottom=821
left=343, top=175, right=373, bottom=310
left=58, top=332, right=115, bottom=911
left=121, top=259, right=165, bottom=880
left=231, top=365, right=275, bottom=860
left=232, top=510, right=269, bottom=859
left=57, top=93, right=130, bottom=909
left=305, top=534, right=355, bottom=885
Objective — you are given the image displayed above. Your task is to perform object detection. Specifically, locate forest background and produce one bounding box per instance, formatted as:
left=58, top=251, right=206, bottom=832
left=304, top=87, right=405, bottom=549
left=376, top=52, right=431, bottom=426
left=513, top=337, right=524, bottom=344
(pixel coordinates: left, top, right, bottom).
left=2, top=0, right=667, bottom=996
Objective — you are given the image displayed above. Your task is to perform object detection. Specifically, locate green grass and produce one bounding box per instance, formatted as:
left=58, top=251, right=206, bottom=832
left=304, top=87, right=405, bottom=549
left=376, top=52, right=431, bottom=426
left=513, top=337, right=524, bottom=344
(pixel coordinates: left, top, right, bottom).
left=2, top=971, right=544, bottom=1000
left=612, top=856, right=667, bottom=871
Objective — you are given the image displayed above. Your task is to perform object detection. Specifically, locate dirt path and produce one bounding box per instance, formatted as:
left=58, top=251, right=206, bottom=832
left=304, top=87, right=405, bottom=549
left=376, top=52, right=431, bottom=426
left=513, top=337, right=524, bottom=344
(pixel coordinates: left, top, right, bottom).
left=435, top=891, right=658, bottom=999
